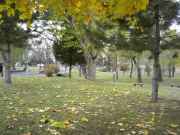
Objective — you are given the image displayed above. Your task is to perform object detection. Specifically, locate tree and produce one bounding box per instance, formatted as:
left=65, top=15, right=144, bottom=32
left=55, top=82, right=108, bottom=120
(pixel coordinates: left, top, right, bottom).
left=0, top=11, right=29, bottom=86
left=44, top=0, right=149, bottom=80
left=53, top=23, right=85, bottom=78
left=114, top=0, right=179, bottom=101
left=0, top=0, right=39, bottom=86
left=0, top=0, right=149, bottom=84
left=150, top=0, right=179, bottom=101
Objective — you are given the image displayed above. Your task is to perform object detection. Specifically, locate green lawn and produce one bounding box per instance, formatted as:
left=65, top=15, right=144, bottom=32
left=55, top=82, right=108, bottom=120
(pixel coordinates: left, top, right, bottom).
left=0, top=72, right=180, bottom=135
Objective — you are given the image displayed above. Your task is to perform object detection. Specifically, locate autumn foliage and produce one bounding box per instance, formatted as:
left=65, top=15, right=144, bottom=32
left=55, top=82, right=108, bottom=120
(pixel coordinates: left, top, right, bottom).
left=0, top=0, right=149, bottom=23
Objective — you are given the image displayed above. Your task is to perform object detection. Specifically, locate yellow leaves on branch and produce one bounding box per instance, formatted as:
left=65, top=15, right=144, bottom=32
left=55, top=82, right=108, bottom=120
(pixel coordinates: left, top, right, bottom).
left=0, top=0, right=45, bottom=21
left=45, top=0, right=149, bottom=24
left=16, top=0, right=34, bottom=20
left=0, top=0, right=149, bottom=24
left=0, top=0, right=31, bottom=19
left=110, top=0, right=149, bottom=18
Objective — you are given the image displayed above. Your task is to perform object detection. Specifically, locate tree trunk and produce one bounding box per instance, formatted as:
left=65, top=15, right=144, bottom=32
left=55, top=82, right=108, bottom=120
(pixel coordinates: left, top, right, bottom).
left=86, top=57, right=96, bottom=80
left=81, top=65, right=87, bottom=79
left=146, top=64, right=151, bottom=77
left=168, top=64, right=172, bottom=78
left=2, top=44, right=12, bottom=86
left=116, top=70, right=119, bottom=80
left=106, top=56, right=111, bottom=72
left=129, top=58, right=134, bottom=79
left=69, top=64, right=72, bottom=78
left=0, top=63, right=3, bottom=77
left=152, top=60, right=160, bottom=102
left=12, top=64, right=16, bottom=70
left=23, top=63, right=28, bottom=72
left=137, top=66, right=142, bottom=83
left=152, top=4, right=160, bottom=102
left=172, top=64, right=175, bottom=78
left=158, top=64, right=163, bottom=82
left=115, top=55, right=119, bottom=80
left=79, top=65, right=82, bottom=77
left=133, top=57, right=142, bottom=83
left=112, top=54, right=118, bottom=82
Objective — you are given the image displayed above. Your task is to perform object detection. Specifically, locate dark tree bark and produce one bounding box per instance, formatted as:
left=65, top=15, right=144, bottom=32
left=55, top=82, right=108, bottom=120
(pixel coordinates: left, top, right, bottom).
left=2, top=44, right=12, bottom=86
left=168, top=63, right=172, bottom=78
left=81, top=64, right=87, bottom=79
left=137, top=66, right=142, bottom=83
left=152, top=3, right=160, bottom=102
left=145, top=64, right=151, bottom=77
left=172, top=64, right=175, bottom=78
left=107, top=56, right=112, bottom=72
left=129, top=58, right=134, bottom=79
left=69, top=64, right=72, bottom=78
left=79, top=65, right=82, bottom=77
left=86, top=56, right=96, bottom=80
left=133, top=57, right=142, bottom=83
left=79, top=36, right=96, bottom=81
left=115, top=55, right=119, bottom=80
left=158, top=64, right=163, bottom=82
left=168, top=63, right=176, bottom=78
left=112, top=54, right=118, bottom=82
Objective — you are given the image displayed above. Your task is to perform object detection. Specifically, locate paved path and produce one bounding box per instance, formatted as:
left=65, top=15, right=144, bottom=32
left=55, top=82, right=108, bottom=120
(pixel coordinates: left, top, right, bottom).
left=12, top=71, right=45, bottom=77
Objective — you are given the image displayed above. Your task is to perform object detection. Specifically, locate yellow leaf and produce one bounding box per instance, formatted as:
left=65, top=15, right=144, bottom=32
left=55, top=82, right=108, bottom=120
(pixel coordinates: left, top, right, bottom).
left=170, top=124, right=179, bottom=128
left=80, top=117, right=89, bottom=122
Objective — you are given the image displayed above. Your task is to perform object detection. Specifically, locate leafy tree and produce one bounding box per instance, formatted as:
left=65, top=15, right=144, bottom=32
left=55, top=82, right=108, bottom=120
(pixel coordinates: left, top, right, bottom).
left=0, top=11, right=29, bottom=86
left=53, top=24, right=85, bottom=78
left=0, top=1, right=150, bottom=83
left=149, top=0, right=179, bottom=101
left=44, top=0, right=149, bottom=81
left=106, top=0, right=179, bottom=101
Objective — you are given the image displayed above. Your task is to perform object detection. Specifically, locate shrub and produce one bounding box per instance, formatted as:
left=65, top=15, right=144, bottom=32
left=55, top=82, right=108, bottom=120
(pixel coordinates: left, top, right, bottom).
left=44, top=64, right=58, bottom=77
left=120, top=64, right=129, bottom=72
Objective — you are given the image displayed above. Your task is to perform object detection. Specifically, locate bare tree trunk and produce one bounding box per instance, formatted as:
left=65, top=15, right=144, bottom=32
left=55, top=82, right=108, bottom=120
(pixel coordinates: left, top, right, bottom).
left=168, top=64, right=172, bottom=78
left=2, top=44, right=12, bottom=86
left=145, top=64, right=151, bottom=77
left=23, top=63, right=28, bottom=72
left=79, top=65, right=82, bottom=77
left=107, top=56, right=111, bottom=72
left=152, top=3, right=160, bottom=102
left=69, top=64, right=72, bottom=78
left=116, top=70, right=119, bottom=80
left=81, top=64, right=87, bottom=79
left=129, top=58, right=134, bottom=79
left=112, top=54, right=118, bottom=82
left=172, top=64, right=175, bottom=78
left=12, top=64, right=16, bottom=70
left=158, top=64, right=163, bottom=82
left=115, top=55, right=119, bottom=80
left=152, top=60, right=160, bottom=102
left=133, top=57, right=142, bottom=83
left=137, top=66, right=142, bottom=83
left=0, top=63, right=3, bottom=77
left=79, top=36, right=96, bottom=81
left=86, top=56, right=96, bottom=80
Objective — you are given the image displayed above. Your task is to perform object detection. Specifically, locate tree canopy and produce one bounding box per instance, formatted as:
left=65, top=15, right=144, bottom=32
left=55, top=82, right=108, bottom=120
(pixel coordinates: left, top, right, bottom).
left=0, top=0, right=149, bottom=24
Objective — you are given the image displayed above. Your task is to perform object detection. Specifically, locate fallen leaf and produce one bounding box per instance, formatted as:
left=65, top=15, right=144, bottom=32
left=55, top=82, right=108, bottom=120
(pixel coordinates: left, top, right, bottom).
left=167, top=130, right=177, bottom=135
left=170, top=124, right=178, bottom=128
left=80, top=117, right=89, bottom=122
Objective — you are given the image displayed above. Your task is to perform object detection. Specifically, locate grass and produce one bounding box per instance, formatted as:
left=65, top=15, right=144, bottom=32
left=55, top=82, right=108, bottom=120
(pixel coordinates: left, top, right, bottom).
left=0, top=71, right=180, bottom=135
